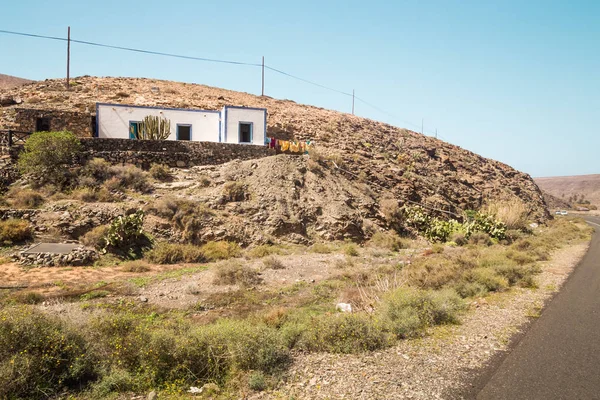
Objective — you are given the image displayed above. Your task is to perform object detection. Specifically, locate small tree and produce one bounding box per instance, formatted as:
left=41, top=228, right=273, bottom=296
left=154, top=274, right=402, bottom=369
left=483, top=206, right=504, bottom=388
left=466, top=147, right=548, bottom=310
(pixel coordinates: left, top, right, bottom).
left=18, top=130, right=81, bottom=186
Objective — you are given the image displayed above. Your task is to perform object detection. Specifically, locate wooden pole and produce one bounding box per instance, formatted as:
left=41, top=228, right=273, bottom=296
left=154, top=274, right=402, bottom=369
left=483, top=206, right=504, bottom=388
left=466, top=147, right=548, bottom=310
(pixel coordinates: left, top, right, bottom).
left=352, top=89, right=355, bottom=115
left=66, top=26, right=71, bottom=90
left=261, top=56, right=265, bottom=96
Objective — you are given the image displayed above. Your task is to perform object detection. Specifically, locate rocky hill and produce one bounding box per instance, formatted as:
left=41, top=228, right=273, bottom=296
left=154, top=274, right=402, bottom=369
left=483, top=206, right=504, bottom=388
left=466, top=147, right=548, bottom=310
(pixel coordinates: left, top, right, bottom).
left=535, top=175, right=600, bottom=208
left=0, top=73, right=33, bottom=90
left=0, top=76, right=549, bottom=234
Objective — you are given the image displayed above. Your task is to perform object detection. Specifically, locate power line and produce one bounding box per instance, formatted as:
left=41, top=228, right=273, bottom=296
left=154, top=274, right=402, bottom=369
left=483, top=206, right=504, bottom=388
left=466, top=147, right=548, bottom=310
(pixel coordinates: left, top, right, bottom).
left=0, top=29, right=261, bottom=67
left=0, top=28, right=447, bottom=141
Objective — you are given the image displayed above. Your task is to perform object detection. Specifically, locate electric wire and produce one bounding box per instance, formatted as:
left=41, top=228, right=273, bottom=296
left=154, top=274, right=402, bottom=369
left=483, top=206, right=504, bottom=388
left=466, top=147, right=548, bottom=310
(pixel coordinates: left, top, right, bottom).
left=0, top=28, right=447, bottom=141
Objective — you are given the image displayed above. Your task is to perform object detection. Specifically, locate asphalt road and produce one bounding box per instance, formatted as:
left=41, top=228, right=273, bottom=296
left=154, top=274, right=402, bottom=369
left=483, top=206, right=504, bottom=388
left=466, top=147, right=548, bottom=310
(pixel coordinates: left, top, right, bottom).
left=475, top=215, right=600, bottom=399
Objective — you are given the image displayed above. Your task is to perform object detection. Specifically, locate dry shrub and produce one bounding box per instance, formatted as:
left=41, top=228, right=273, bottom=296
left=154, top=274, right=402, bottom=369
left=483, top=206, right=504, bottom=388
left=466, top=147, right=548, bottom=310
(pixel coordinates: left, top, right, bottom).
left=368, top=231, right=408, bottom=251
left=145, top=197, right=214, bottom=244
left=309, top=243, right=333, bottom=254
left=121, top=260, right=151, bottom=273
left=72, top=187, right=115, bottom=203
left=149, top=164, right=172, bottom=182
left=223, top=181, right=247, bottom=202
left=343, top=243, right=359, bottom=257
left=201, top=241, right=241, bottom=261
left=247, top=245, right=283, bottom=259
left=380, top=198, right=403, bottom=229
left=469, top=232, right=492, bottom=246
left=0, top=219, right=33, bottom=244
left=79, top=159, right=152, bottom=193
left=483, top=199, right=529, bottom=230
left=144, top=242, right=205, bottom=264
left=214, top=262, right=262, bottom=286
left=450, top=232, right=468, bottom=246
left=81, top=225, right=109, bottom=250
left=7, top=188, right=44, bottom=209
left=262, top=256, right=285, bottom=270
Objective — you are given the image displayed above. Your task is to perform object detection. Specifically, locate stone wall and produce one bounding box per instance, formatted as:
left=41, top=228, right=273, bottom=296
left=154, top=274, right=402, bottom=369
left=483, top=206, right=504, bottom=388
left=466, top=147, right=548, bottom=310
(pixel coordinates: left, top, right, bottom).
left=14, top=108, right=94, bottom=137
left=80, top=138, right=275, bottom=168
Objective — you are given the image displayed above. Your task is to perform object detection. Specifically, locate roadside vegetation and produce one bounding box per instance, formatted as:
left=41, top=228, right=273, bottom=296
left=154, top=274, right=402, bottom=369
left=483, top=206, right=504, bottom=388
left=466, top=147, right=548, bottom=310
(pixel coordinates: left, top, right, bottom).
left=0, top=130, right=594, bottom=398
left=0, top=216, right=591, bottom=398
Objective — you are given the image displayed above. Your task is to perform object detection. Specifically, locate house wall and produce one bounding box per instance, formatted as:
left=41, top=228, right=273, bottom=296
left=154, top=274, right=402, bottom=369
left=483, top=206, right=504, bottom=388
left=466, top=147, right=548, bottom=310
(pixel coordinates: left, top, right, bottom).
left=97, top=104, right=221, bottom=142
left=14, top=108, right=94, bottom=137
left=222, top=106, right=267, bottom=146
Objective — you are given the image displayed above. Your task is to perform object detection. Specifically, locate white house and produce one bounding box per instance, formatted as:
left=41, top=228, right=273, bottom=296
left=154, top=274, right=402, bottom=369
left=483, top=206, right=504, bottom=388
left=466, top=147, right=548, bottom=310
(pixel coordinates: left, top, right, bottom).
left=95, top=103, right=267, bottom=145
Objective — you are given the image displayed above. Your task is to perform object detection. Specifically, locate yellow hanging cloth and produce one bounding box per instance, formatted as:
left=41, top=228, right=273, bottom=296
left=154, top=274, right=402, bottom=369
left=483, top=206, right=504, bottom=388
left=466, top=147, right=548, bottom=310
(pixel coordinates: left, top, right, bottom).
left=290, top=141, right=300, bottom=152
left=281, top=140, right=290, bottom=152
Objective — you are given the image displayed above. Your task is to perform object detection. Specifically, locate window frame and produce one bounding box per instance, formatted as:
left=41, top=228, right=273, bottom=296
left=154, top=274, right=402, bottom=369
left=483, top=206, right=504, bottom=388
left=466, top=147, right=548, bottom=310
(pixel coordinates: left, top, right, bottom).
left=129, top=120, right=142, bottom=139
left=238, top=121, right=253, bottom=144
left=176, top=124, right=192, bottom=141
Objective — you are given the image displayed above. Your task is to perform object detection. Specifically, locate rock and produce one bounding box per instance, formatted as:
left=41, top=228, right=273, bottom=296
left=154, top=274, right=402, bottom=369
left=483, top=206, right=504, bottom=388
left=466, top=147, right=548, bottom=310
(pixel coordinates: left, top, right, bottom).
left=139, top=296, right=149, bottom=303
left=336, top=303, right=353, bottom=313
left=147, top=391, right=157, bottom=400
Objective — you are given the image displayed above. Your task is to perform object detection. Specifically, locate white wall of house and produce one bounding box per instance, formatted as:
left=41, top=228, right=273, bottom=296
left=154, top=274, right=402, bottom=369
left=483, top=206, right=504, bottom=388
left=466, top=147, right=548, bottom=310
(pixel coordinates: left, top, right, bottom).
left=97, top=104, right=221, bottom=142
left=222, top=106, right=267, bottom=146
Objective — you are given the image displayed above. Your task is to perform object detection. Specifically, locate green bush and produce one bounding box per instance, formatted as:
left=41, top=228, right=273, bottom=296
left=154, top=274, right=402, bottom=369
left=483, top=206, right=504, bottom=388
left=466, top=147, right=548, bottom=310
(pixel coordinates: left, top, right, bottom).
left=145, top=242, right=205, bottom=264
left=248, top=371, right=267, bottom=391
left=102, top=210, right=152, bottom=258
left=296, top=313, right=393, bottom=353
left=462, top=268, right=508, bottom=292
left=0, top=219, right=33, bottom=244
left=120, top=260, right=151, bottom=273
left=18, top=130, right=81, bottom=186
left=380, top=287, right=465, bottom=338
left=201, top=241, right=241, bottom=261
left=0, top=308, right=96, bottom=399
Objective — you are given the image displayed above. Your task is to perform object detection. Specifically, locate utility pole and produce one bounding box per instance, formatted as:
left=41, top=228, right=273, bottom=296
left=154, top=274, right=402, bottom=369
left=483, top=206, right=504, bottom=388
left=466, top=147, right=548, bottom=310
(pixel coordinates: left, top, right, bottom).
left=435, top=128, right=438, bottom=139
left=66, top=26, right=71, bottom=90
left=261, top=56, right=265, bottom=96
left=352, top=89, right=355, bottom=115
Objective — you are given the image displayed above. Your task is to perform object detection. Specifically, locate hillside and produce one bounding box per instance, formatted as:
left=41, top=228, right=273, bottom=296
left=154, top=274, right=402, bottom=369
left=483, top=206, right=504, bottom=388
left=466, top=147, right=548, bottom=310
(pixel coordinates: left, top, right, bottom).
left=0, top=73, right=33, bottom=90
left=0, top=76, right=549, bottom=230
left=535, top=174, right=600, bottom=208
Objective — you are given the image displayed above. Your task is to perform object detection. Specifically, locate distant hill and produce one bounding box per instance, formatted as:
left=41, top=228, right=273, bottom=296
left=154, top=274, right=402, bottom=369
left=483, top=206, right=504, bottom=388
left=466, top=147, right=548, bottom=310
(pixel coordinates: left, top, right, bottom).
left=0, top=73, right=33, bottom=90
left=535, top=175, right=600, bottom=207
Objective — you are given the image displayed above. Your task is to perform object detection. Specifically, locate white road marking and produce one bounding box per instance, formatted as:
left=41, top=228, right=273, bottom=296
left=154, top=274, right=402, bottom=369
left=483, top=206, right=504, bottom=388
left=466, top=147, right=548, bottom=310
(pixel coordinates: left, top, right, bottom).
left=586, top=221, right=600, bottom=228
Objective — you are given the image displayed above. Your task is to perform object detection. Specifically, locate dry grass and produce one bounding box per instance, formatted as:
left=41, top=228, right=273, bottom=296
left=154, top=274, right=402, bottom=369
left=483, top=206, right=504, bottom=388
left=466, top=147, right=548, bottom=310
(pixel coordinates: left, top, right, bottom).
left=214, top=262, right=263, bottom=286
left=483, top=199, right=529, bottom=230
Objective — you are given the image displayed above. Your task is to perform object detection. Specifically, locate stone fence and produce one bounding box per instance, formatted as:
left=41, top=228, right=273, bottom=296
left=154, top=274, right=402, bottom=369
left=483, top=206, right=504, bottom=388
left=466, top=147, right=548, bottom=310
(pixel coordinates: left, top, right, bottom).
left=79, top=138, right=275, bottom=168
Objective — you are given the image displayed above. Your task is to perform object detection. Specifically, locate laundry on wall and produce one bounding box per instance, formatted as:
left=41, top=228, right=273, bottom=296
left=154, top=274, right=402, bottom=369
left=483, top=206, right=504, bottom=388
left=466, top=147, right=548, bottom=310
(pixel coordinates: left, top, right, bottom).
left=267, top=138, right=313, bottom=154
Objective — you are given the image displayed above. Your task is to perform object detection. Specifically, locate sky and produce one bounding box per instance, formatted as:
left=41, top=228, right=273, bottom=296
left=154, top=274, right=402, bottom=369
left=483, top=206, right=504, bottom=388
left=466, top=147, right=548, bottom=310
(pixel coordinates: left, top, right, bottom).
left=0, top=0, right=598, bottom=177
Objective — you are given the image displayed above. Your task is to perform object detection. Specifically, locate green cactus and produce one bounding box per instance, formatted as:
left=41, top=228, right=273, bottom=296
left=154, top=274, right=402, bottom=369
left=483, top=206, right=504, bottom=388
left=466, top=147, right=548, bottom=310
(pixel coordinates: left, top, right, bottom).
left=135, top=115, right=171, bottom=140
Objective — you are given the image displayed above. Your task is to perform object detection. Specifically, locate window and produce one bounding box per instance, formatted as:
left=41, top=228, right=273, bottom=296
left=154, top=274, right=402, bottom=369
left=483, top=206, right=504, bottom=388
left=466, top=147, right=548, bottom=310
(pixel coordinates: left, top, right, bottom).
left=129, top=121, right=142, bottom=139
left=35, top=117, right=51, bottom=132
left=177, top=125, right=191, bottom=141
left=239, top=122, right=252, bottom=143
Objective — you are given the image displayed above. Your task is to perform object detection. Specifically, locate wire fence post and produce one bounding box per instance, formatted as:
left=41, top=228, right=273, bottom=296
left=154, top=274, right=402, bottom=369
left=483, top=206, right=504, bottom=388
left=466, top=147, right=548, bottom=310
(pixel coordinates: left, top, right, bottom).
left=261, top=56, right=265, bottom=96
left=66, top=26, right=70, bottom=90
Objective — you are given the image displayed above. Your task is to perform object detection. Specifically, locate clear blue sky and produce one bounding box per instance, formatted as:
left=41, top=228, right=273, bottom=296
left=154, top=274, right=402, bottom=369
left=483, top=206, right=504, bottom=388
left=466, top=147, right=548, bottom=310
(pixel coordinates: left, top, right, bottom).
left=1, top=0, right=598, bottom=177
